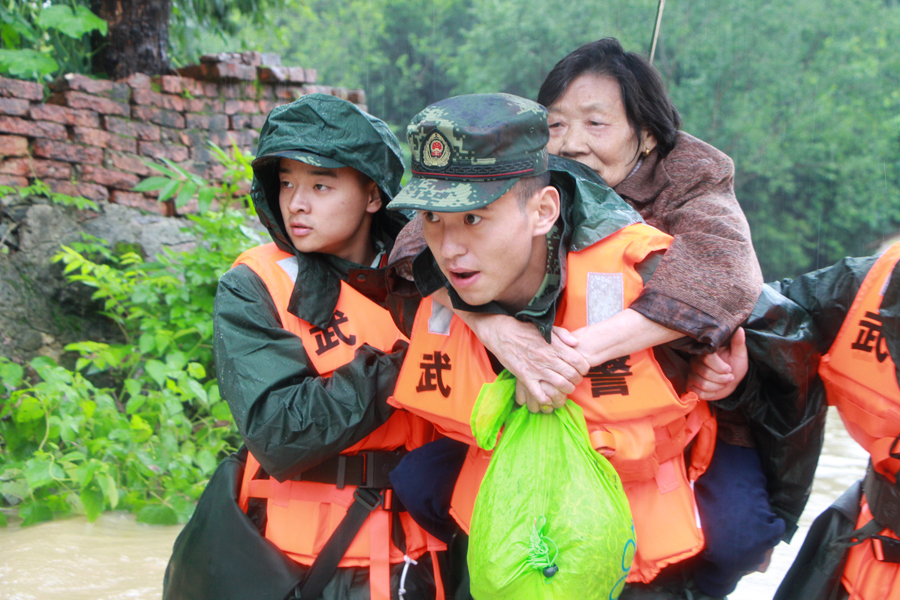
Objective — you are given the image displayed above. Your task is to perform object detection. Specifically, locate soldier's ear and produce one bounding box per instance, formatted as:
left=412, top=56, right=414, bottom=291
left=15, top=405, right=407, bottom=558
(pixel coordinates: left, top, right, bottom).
left=365, top=179, right=382, bottom=214
left=531, top=185, right=560, bottom=237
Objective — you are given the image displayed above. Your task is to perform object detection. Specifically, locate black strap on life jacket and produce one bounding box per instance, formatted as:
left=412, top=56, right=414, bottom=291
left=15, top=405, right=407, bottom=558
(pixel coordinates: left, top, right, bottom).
left=863, top=451, right=900, bottom=538
left=290, top=449, right=408, bottom=599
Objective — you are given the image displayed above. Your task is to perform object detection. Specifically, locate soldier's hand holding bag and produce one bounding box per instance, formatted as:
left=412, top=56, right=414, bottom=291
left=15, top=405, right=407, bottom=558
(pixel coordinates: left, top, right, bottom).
left=467, top=370, right=636, bottom=600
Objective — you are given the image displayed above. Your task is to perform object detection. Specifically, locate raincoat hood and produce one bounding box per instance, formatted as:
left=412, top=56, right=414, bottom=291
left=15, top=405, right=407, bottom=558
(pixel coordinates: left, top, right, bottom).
left=250, top=94, right=406, bottom=254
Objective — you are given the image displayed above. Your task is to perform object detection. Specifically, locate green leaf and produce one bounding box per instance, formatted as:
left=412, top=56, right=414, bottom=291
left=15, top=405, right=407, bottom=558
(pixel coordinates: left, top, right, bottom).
left=24, top=458, right=64, bottom=491
left=20, top=502, right=53, bottom=527
left=38, top=5, right=107, bottom=39
left=80, top=484, right=104, bottom=522
left=197, top=187, right=217, bottom=213
left=133, top=176, right=173, bottom=192
left=130, top=414, right=154, bottom=443
left=186, top=379, right=207, bottom=404
left=136, top=504, right=178, bottom=525
left=15, top=397, right=44, bottom=423
left=157, top=179, right=181, bottom=203
left=196, top=449, right=217, bottom=475
left=187, top=362, right=206, bottom=379
left=145, top=360, right=168, bottom=387
left=99, top=473, right=119, bottom=510
left=0, top=360, right=24, bottom=390
left=211, top=402, right=233, bottom=422
left=0, top=510, right=7, bottom=527
left=0, top=49, right=58, bottom=80
left=174, top=181, right=199, bottom=208
left=124, top=378, right=143, bottom=398
left=139, top=333, right=156, bottom=355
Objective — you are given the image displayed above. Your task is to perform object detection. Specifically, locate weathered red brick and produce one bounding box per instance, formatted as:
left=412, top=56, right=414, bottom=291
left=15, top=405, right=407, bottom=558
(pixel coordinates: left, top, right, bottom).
left=258, top=66, right=288, bottom=84
left=347, top=89, right=366, bottom=104
left=0, top=116, right=67, bottom=140
left=288, top=67, right=308, bottom=83
left=139, top=141, right=189, bottom=162
left=133, top=88, right=187, bottom=112
left=110, top=82, right=131, bottom=104
left=251, top=114, right=267, bottom=129
left=201, top=82, right=219, bottom=97
left=274, top=85, right=299, bottom=100
left=240, top=100, right=259, bottom=114
left=221, top=84, right=241, bottom=99
left=212, top=63, right=257, bottom=82
left=223, top=100, right=242, bottom=115
left=231, top=115, right=251, bottom=129
left=103, top=116, right=161, bottom=142
left=209, top=163, right=227, bottom=181
left=29, top=104, right=99, bottom=128
left=0, top=76, right=43, bottom=101
left=51, top=91, right=129, bottom=116
left=0, top=174, right=28, bottom=187
left=161, top=127, right=187, bottom=145
left=209, top=129, right=259, bottom=148
left=187, top=98, right=223, bottom=113
left=0, top=98, right=30, bottom=117
left=106, top=151, right=152, bottom=176
left=259, top=86, right=275, bottom=100
left=0, top=158, right=72, bottom=179
left=240, top=83, right=258, bottom=99
left=189, top=144, right=213, bottom=162
left=110, top=190, right=168, bottom=215
left=132, top=105, right=185, bottom=129
left=305, top=69, right=318, bottom=84
left=120, top=73, right=152, bottom=91
left=56, top=74, right=113, bottom=96
left=185, top=113, right=229, bottom=130
left=175, top=64, right=210, bottom=81
left=258, top=100, right=276, bottom=114
left=181, top=78, right=204, bottom=97
left=108, top=134, right=136, bottom=153
left=82, top=165, right=140, bottom=190
left=0, top=135, right=28, bottom=157
left=158, top=75, right=184, bottom=95
left=46, top=179, right=109, bottom=202
left=33, top=139, right=103, bottom=164
left=73, top=126, right=110, bottom=148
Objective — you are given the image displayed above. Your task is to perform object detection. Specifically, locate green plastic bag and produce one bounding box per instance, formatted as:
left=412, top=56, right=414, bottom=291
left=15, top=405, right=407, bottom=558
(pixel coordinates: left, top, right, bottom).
left=468, top=370, right=636, bottom=600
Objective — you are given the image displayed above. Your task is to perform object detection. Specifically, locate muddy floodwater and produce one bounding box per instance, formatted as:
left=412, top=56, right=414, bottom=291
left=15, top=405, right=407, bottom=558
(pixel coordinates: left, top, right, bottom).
left=0, top=407, right=870, bottom=600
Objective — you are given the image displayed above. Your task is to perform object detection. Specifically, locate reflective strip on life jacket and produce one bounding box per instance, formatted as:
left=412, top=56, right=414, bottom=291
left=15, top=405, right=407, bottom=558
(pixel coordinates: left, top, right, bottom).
left=393, top=223, right=714, bottom=584
left=232, top=244, right=446, bottom=597
left=821, top=243, right=900, bottom=483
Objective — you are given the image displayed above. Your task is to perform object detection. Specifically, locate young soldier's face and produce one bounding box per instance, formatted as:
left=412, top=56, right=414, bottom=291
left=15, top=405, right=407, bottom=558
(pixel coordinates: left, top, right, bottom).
left=420, top=188, right=554, bottom=312
left=278, top=158, right=381, bottom=265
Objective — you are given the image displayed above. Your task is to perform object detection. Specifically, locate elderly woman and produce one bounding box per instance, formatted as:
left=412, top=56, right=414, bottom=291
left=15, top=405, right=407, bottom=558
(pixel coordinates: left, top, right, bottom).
left=389, top=38, right=775, bottom=600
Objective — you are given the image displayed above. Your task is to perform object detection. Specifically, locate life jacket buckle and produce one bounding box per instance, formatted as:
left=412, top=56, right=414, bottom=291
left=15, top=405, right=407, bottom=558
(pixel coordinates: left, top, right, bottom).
left=872, top=535, right=900, bottom=563
left=353, top=487, right=384, bottom=511
left=361, top=450, right=405, bottom=489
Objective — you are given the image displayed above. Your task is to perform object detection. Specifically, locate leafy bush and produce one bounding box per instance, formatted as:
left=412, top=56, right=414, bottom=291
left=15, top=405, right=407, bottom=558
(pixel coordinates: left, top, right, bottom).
left=0, top=149, right=261, bottom=526
left=0, top=1, right=107, bottom=81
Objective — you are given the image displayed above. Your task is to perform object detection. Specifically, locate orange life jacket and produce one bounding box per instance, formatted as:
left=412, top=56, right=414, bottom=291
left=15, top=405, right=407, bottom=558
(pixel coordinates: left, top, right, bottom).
left=820, top=243, right=900, bottom=600
left=232, top=243, right=445, bottom=600
left=820, top=243, right=900, bottom=483
left=390, top=223, right=717, bottom=583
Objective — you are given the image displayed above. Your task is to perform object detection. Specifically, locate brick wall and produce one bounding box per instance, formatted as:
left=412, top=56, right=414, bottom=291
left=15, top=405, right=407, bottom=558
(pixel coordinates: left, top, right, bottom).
left=0, top=52, right=366, bottom=216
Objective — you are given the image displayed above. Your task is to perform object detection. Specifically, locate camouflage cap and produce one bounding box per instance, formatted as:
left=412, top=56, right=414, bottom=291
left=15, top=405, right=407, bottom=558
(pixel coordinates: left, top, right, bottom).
left=387, top=93, right=549, bottom=212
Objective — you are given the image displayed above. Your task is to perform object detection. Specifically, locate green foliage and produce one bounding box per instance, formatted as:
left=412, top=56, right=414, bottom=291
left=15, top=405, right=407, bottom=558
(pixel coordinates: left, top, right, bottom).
left=134, top=142, right=255, bottom=213
left=0, top=180, right=99, bottom=212
left=0, top=0, right=106, bottom=81
left=0, top=205, right=260, bottom=525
